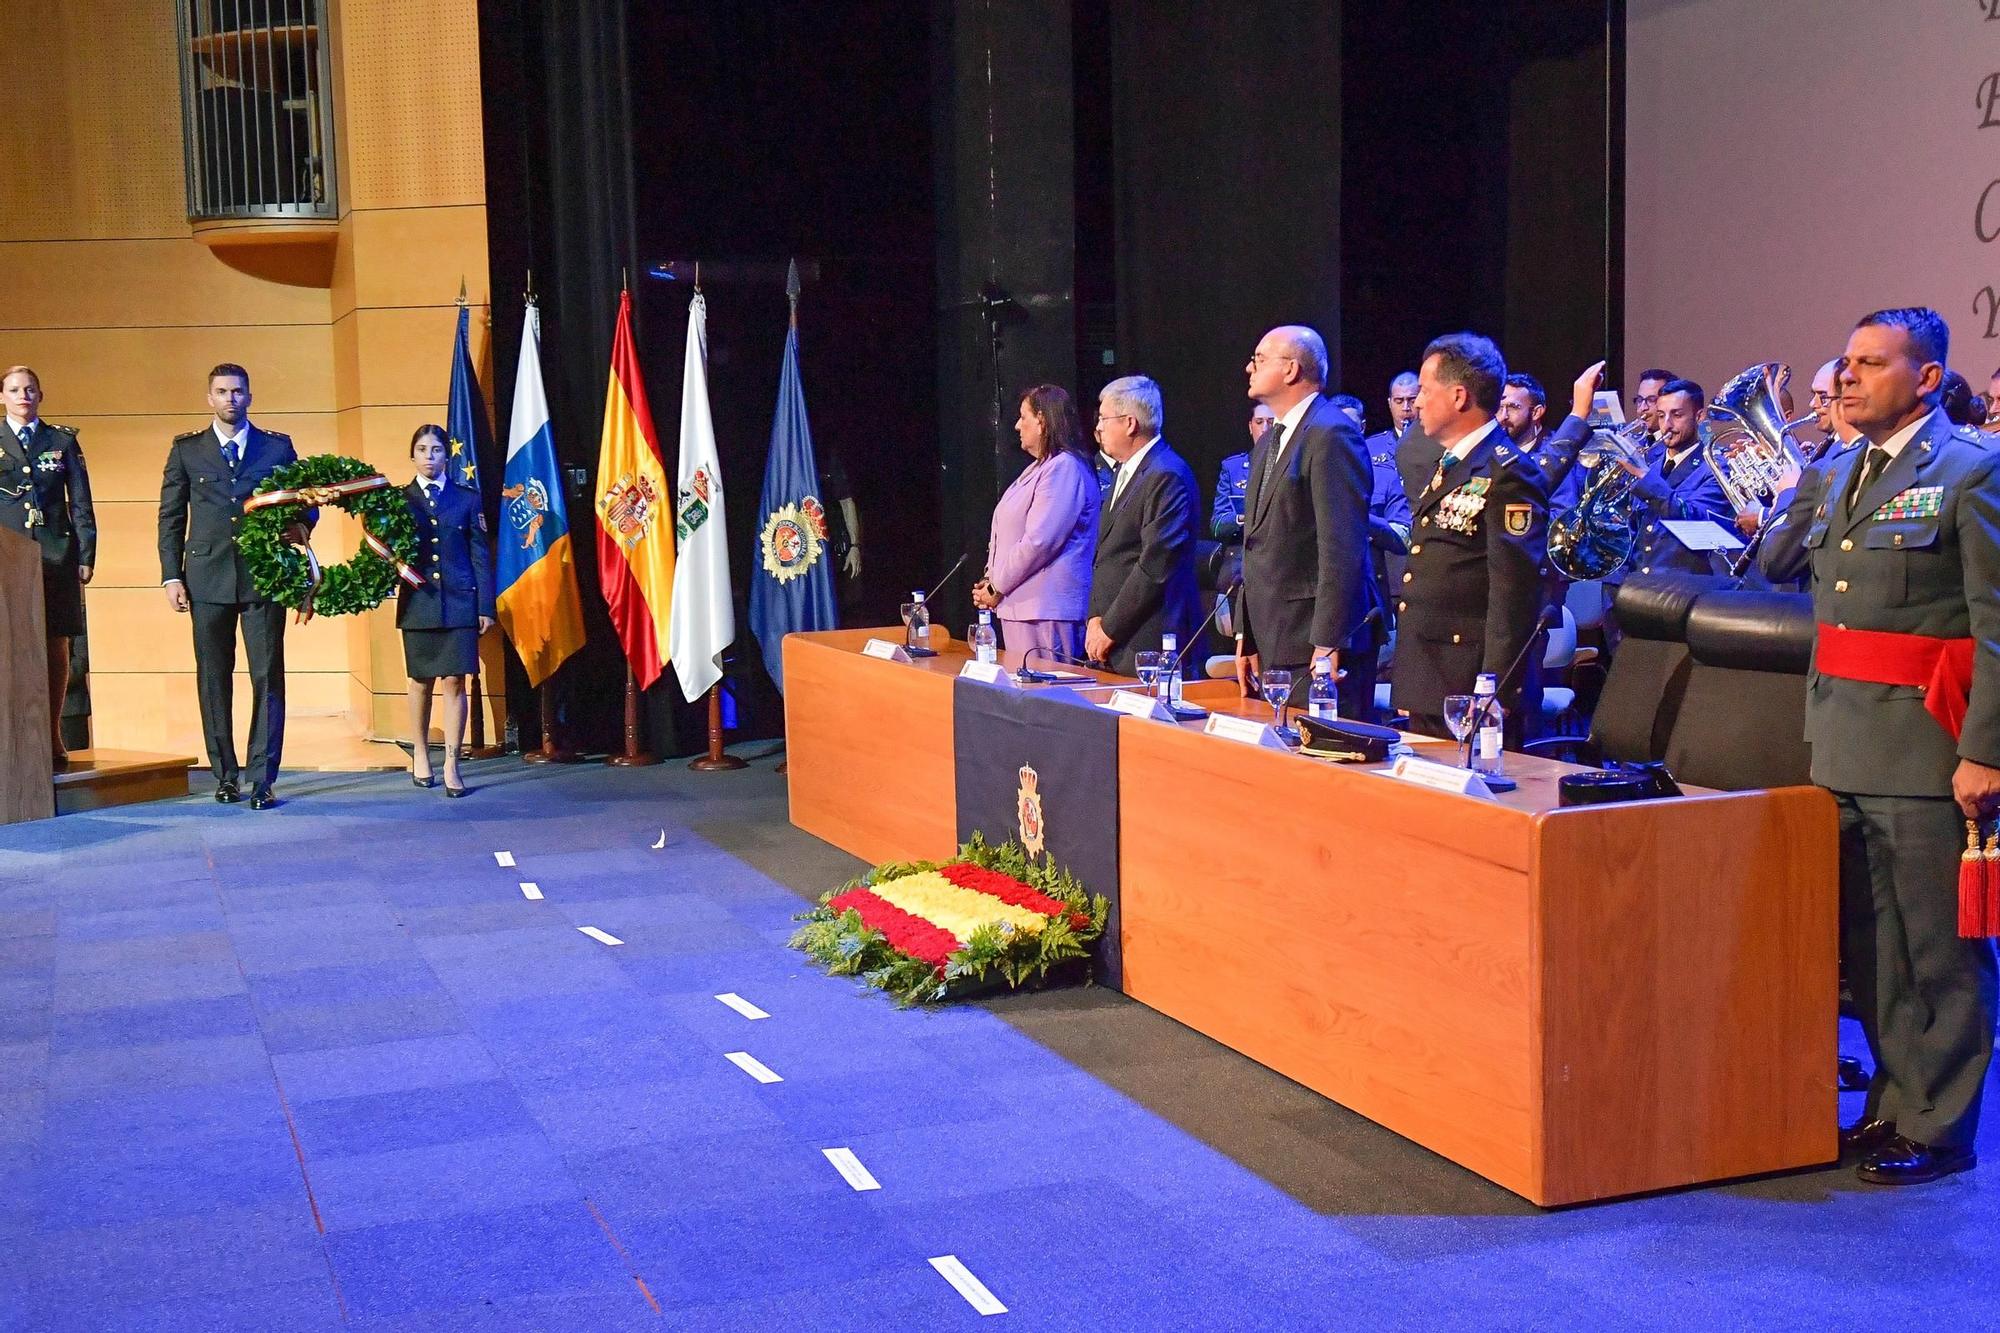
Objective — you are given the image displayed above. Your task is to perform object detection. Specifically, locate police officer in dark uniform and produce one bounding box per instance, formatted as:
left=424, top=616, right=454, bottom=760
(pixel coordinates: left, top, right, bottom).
left=1391, top=333, right=1549, bottom=742
left=1, top=366, right=94, bottom=768
left=400, top=425, right=495, bottom=798
left=1761, top=306, right=2000, bottom=1185
left=1208, top=403, right=1269, bottom=638
left=158, top=363, right=299, bottom=809
left=1619, top=377, right=1734, bottom=578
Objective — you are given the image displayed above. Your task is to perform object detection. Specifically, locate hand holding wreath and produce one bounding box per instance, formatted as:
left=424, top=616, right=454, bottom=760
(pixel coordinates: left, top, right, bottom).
left=240, top=455, right=425, bottom=620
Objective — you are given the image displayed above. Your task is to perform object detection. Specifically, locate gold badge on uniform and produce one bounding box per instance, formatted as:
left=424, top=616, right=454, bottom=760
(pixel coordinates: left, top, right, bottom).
left=1504, top=503, right=1531, bottom=536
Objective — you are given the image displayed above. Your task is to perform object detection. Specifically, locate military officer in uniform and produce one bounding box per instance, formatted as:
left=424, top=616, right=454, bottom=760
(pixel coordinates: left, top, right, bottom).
left=1761, top=306, right=2000, bottom=1186
left=1, top=366, right=94, bottom=768
left=400, top=425, right=495, bottom=798
left=1392, top=333, right=1549, bottom=742
left=157, top=364, right=300, bottom=809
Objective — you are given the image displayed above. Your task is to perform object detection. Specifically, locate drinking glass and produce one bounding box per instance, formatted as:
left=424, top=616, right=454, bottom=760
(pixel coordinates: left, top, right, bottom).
left=1134, top=650, right=1166, bottom=699
left=1261, top=668, right=1294, bottom=742
left=1443, top=693, right=1476, bottom=764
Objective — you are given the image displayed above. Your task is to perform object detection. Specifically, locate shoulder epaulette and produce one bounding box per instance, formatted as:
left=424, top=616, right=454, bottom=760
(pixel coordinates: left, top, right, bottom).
left=173, top=427, right=208, bottom=443
left=261, top=430, right=293, bottom=443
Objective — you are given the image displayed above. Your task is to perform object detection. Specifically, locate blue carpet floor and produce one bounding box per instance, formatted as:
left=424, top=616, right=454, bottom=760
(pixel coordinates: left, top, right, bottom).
left=1, top=756, right=1996, bottom=1331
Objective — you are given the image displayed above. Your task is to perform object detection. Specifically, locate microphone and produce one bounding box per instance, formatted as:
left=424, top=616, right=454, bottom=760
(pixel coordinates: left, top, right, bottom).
left=1016, top=644, right=1096, bottom=683
left=926, top=552, right=968, bottom=602
left=1462, top=603, right=1557, bottom=769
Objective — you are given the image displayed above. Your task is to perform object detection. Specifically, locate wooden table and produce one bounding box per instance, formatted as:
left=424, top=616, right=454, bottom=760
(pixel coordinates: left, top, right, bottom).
left=784, top=628, right=1838, bottom=1205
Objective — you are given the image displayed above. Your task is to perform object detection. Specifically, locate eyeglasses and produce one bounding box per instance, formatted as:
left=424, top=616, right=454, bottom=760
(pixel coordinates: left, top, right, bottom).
left=1094, top=412, right=1132, bottom=425
left=1248, top=353, right=1296, bottom=368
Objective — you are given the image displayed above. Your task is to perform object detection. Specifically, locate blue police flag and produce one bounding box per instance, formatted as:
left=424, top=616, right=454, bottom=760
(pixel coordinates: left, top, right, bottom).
left=748, top=262, right=840, bottom=692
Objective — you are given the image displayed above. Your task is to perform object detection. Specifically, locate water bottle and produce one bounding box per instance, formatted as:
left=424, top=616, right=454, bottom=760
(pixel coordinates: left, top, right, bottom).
left=1472, top=672, right=1505, bottom=778
left=972, top=610, right=997, bottom=664
left=1159, top=632, right=1180, bottom=704
left=907, top=590, right=931, bottom=652
left=1309, top=657, right=1338, bottom=720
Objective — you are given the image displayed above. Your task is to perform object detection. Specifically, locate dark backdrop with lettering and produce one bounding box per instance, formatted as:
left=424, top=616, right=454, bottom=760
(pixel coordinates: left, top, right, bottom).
left=952, top=681, right=1123, bottom=991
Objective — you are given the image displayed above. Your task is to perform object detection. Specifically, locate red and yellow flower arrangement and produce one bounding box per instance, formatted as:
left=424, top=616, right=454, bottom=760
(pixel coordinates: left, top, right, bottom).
left=790, top=835, right=1109, bottom=1005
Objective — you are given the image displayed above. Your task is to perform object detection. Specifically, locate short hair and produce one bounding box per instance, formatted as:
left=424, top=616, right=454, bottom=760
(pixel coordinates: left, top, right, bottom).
left=1268, top=325, right=1329, bottom=388
left=1658, top=377, right=1706, bottom=408
left=208, top=362, right=251, bottom=388
left=410, top=422, right=449, bottom=456
left=1856, top=306, right=1950, bottom=369
left=1941, top=369, right=1979, bottom=426
left=1636, top=368, right=1676, bottom=386
left=1, top=365, right=40, bottom=391
left=1329, top=392, right=1365, bottom=423
left=1100, top=375, right=1163, bottom=437
left=1502, top=372, right=1545, bottom=410
left=1020, top=384, right=1090, bottom=462
left=1389, top=371, right=1419, bottom=395
left=1421, top=332, right=1506, bottom=414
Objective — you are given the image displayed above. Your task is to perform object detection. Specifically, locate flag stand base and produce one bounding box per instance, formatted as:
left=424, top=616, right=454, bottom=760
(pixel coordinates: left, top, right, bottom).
left=690, top=685, right=746, bottom=772
left=606, top=666, right=660, bottom=767
left=522, top=678, right=582, bottom=764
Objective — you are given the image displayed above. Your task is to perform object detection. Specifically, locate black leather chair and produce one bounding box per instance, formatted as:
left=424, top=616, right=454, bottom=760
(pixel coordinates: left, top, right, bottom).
left=1663, top=589, right=1813, bottom=791
left=1524, top=573, right=1713, bottom=765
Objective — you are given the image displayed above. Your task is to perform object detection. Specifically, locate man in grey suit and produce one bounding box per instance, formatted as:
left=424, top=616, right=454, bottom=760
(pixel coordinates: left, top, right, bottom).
left=1233, top=325, right=1379, bottom=718
left=1761, top=306, right=2000, bottom=1185
left=158, top=364, right=301, bottom=809
left=1085, top=375, right=1200, bottom=676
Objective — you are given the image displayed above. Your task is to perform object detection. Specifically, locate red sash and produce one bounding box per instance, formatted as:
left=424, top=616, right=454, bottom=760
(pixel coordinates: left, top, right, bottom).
left=1813, top=623, right=1974, bottom=742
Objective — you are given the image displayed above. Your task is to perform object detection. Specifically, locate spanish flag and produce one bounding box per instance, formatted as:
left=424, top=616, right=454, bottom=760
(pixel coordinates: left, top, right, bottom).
left=495, top=299, right=585, bottom=688
left=594, top=290, right=676, bottom=689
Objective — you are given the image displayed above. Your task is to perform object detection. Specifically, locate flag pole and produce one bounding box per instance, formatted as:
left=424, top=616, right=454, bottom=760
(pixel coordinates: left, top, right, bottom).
left=521, top=663, right=580, bottom=764
left=604, top=665, right=659, bottom=767
left=774, top=258, right=803, bottom=777
left=455, top=273, right=505, bottom=759
left=690, top=684, right=745, bottom=771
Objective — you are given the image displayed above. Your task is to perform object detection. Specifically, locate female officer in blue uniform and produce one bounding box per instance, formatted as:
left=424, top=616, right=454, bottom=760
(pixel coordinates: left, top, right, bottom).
left=400, top=424, right=494, bottom=796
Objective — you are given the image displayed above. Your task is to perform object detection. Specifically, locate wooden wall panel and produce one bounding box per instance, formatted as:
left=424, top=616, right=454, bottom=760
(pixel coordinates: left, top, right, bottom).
left=336, top=0, right=487, bottom=210
left=2, top=329, right=337, bottom=417
left=343, top=206, right=491, bottom=311
left=0, top=241, right=332, bottom=330
left=91, top=672, right=355, bottom=756
left=64, top=415, right=338, bottom=503
left=335, top=307, right=471, bottom=410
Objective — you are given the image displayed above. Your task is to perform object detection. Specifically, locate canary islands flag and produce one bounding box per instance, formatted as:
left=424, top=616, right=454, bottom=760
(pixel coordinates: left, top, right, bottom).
left=445, top=304, right=488, bottom=490
left=748, top=271, right=838, bottom=693
left=495, top=299, right=585, bottom=687
left=595, top=289, right=677, bottom=690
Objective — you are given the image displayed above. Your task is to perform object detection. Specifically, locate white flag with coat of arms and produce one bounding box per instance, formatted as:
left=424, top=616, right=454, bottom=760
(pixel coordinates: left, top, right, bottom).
left=668, top=291, right=735, bottom=699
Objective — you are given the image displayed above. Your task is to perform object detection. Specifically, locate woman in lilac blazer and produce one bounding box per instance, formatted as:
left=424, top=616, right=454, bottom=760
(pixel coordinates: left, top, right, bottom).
left=972, top=384, right=1099, bottom=659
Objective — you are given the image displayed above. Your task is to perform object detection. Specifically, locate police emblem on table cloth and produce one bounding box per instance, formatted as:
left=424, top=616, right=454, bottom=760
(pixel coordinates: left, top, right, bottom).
left=759, top=497, right=827, bottom=584
left=1872, top=485, right=1943, bottom=522
left=1017, top=764, right=1046, bottom=858
left=1436, top=476, right=1490, bottom=534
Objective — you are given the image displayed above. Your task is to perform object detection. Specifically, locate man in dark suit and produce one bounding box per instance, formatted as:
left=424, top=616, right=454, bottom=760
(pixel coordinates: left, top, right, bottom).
left=1761, top=306, right=2000, bottom=1185
left=1, top=366, right=95, bottom=768
left=158, top=364, right=300, bottom=808
left=1233, top=325, right=1379, bottom=718
left=1085, top=375, right=1200, bottom=676
left=1392, top=332, right=1549, bottom=741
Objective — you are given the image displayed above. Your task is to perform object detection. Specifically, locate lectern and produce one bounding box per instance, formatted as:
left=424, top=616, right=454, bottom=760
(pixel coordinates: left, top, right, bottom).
left=1, top=526, right=54, bottom=823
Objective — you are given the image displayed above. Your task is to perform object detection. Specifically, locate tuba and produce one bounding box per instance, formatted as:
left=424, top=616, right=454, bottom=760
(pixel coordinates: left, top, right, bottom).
left=1701, top=362, right=1815, bottom=515
left=1548, top=418, right=1651, bottom=581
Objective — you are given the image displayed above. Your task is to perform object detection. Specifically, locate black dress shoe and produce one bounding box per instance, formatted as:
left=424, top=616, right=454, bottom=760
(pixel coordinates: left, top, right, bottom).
left=412, top=772, right=439, bottom=789
left=215, top=781, right=241, bottom=805
left=249, top=785, right=277, bottom=810
left=1857, top=1136, right=1976, bottom=1186
left=1837, top=1056, right=1870, bottom=1092
left=444, top=782, right=468, bottom=799
left=1839, top=1116, right=1897, bottom=1158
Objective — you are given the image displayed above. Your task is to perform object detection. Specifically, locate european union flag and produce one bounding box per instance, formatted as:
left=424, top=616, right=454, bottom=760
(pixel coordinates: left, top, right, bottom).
left=748, top=264, right=839, bottom=693
left=446, top=303, right=489, bottom=492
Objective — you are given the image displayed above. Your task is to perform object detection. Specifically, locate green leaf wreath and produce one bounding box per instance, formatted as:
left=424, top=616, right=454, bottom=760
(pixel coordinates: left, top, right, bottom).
left=790, top=834, right=1110, bottom=1007
left=241, top=455, right=421, bottom=618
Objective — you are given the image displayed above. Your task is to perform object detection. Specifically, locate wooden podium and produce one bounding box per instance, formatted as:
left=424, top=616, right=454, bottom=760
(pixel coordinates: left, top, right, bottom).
left=1, top=526, right=54, bottom=823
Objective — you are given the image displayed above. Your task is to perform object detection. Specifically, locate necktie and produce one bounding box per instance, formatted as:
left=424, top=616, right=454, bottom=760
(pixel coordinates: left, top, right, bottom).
left=17, top=426, right=31, bottom=451
left=221, top=435, right=238, bottom=471
left=1847, top=446, right=1889, bottom=516
left=1257, top=424, right=1287, bottom=497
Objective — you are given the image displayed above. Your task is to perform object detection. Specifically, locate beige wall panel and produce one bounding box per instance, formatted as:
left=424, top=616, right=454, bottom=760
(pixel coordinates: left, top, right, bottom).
left=0, top=9, right=186, bottom=241
left=0, top=241, right=333, bottom=331
left=87, top=589, right=353, bottom=674
left=92, top=672, right=354, bottom=755
left=332, top=217, right=361, bottom=324
left=344, top=206, right=491, bottom=311
left=368, top=686, right=499, bottom=743
left=67, top=414, right=338, bottom=503
left=339, top=305, right=466, bottom=408
left=339, top=0, right=486, bottom=211
left=87, top=502, right=169, bottom=588
left=5, top=328, right=336, bottom=417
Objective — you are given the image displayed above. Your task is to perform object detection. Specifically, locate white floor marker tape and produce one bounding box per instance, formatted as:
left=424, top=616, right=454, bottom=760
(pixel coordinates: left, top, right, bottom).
left=714, top=993, right=769, bottom=1020
left=929, top=1256, right=1006, bottom=1315
left=577, top=926, right=623, bottom=946
left=493, top=851, right=515, bottom=868
left=519, top=883, right=543, bottom=901
left=723, top=1051, right=782, bottom=1084
left=821, top=1148, right=880, bottom=1191
left=651, top=829, right=666, bottom=849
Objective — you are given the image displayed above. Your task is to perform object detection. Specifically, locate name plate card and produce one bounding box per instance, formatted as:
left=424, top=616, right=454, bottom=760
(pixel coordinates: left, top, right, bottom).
left=1202, top=712, right=1289, bottom=747
left=1103, top=689, right=1177, bottom=721
left=861, top=638, right=913, bottom=663
left=1382, top=755, right=1496, bottom=800
left=957, top=660, right=1018, bottom=688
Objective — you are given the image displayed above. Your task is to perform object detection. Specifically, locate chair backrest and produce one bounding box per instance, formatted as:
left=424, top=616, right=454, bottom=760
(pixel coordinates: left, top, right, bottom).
left=1565, top=579, right=1608, bottom=631
left=1541, top=605, right=1577, bottom=670
left=1589, top=575, right=1707, bottom=763
left=1663, top=589, right=1813, bottom=791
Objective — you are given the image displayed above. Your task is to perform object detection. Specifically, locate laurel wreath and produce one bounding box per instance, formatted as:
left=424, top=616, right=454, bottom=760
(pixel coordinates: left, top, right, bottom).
left=241, top=455, right=421, bottom=618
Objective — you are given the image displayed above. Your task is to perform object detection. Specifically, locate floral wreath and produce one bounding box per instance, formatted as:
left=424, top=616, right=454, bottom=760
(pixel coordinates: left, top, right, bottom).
left=241, top=454, right=425, bottom=620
